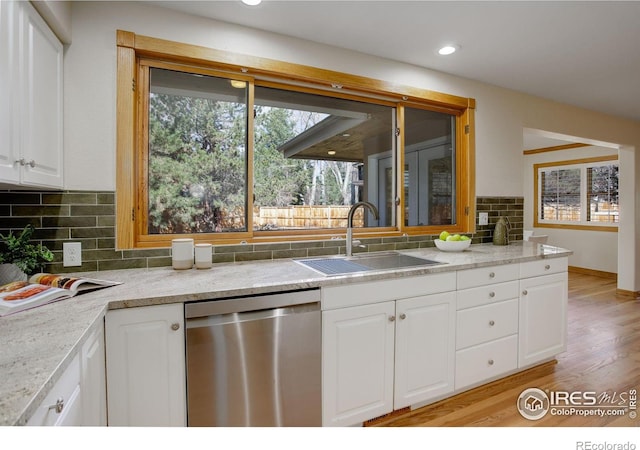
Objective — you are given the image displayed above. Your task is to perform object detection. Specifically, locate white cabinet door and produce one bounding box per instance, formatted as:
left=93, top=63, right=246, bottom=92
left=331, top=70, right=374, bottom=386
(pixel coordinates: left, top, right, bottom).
left=82, top=322, right=107, bottom=426
left=105, top=304, right=186, bottom=426
left=394, top=292, right=456, bottom=409
left=0, top=0, right=19, bottom=183
left=519, top=272, right=568, bottom=367
left=18, top=1, right=63, bottom=187
left=322, top=301, right=395, bottom=426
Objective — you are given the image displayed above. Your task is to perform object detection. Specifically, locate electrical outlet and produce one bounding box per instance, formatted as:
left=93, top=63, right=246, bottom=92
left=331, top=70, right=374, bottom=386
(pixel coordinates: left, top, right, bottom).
left=63, top=242, right=82, bottom=267
left=479, top=212, right=489, bottom=226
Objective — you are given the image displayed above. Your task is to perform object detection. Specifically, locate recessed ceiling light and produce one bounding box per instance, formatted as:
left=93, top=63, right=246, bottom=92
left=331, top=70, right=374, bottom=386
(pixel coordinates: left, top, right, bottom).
left=328, top=151, right=336, bottom=156
left=241, top=0, right=262, bottom=5
left=438, top=45, right=458, bottom=56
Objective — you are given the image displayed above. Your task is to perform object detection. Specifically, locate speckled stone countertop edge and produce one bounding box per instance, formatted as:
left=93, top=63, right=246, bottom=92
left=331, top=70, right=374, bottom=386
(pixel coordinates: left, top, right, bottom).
left=0, top=242, right=572, bottom=426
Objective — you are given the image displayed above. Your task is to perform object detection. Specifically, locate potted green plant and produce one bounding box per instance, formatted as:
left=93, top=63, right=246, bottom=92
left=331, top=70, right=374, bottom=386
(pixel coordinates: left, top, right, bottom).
left=0, top=224, right=54, bottom=284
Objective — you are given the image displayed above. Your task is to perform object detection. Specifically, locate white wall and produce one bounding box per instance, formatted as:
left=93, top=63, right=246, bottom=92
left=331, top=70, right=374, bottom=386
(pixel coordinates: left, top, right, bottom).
left=63, top=2, right=640, bottom=291
left=523, top=146, right=619, bottom=273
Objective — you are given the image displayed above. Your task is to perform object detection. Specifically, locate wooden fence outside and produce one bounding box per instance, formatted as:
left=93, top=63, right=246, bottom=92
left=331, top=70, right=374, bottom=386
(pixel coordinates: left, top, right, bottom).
left=254, top=205, right=363, bottom=230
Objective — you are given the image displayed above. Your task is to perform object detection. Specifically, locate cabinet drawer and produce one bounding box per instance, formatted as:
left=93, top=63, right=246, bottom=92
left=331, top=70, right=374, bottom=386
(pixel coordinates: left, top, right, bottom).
left=456, top=264, right=519, bottom=290
left=456, top=299, right=518, bottom=349
left=26, top=354, right=81, bottom=426
left=456, top=280, right=519, bottom=310
left=520, top=257, right=568, bottom=279
left=455, top=334, right=518, bottom=391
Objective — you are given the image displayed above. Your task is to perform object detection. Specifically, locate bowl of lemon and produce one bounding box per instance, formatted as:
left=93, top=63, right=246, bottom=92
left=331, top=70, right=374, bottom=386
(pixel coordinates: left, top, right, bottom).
left=434, top=231, right=471, bottom=252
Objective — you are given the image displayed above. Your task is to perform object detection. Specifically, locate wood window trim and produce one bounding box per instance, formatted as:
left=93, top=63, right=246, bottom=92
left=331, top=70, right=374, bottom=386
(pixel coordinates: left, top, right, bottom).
left=533, top=155, right=619, bottom=232
left=116, top=30, right=476, bottom=249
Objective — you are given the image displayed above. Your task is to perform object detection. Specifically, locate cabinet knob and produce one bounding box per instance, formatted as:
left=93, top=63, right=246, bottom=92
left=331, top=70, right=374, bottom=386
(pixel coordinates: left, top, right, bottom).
left=47, top=397, right=64, bottom=414
left=488, top=359, right=494, bottom=366
left=489, top=320, right=495, bottom=326
left=489, top=272, right=495, bottom=278
left=171, top=322, right=180, bottom=331
left=489, top=291, right=495, bottom=298
left=545, top=264, right=551, bottom=270
left=399, top=313, right=406, bottom=320
left=388, top=315, right=396, bottom=322
left=522, top=290, right=528, bottom=295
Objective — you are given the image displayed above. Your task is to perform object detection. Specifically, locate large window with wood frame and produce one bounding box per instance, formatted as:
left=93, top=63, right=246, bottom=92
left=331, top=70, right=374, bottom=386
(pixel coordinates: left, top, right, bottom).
left=116, top=31, right=475, bottom=248
left=534, top=156, right=619, bottom=230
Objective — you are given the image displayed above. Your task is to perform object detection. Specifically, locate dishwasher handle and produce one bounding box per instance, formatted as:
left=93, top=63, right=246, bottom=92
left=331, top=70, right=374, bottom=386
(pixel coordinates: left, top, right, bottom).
left=186, top=302, right=319, bottom=328
left=185, top=288, right=320, bottom=318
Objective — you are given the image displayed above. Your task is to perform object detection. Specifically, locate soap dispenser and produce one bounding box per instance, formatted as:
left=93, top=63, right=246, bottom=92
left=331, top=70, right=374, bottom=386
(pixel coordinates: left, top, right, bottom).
left=493, top=216, right=511, bottom=245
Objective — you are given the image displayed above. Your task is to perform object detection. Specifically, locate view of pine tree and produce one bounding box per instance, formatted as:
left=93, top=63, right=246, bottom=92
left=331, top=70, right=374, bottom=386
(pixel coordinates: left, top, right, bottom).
left=253, top=106, right=310, bottom=207
left=148, top=92, right=247, bottom=233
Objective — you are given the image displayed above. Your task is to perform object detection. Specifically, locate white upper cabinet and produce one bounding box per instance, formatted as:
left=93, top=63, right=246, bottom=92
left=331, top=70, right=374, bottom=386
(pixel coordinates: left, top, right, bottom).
left=0, top=1, right=63, bottom=188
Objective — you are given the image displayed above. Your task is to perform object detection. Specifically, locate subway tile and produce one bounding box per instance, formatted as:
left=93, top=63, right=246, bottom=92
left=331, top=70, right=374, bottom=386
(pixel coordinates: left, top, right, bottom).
left=394, top=242, right=420, bottom=250
left=211, top=253, right=235, bottom=264
left=0, top=192, right=41, bottom=205
left=97, top=238, right=116, bottom=249
left=0, top=217, right=41, bottom=230
left=71, top=227, right=115, bottom=239
left=43, top=192, right=97, bottom=205
left=97, top=192, right=115, bottom=204
left=214, top=244, right=254, bottom=254
left=12, top=205, right=70, bottom=216
left=123, top=248, right=170, bottom=258
left=273, top=249, right=307, bottom=259
left=97, top=216, right=115, bottom=227
left=147, top=257, right=172, bottom=268
left=235, top=251, right=272, bottom=262
left=70, top=205, right=115, bottom=216
left=254, top=242, right=292, bottom=252
left=82, top=249, right=124, bottom=261
left=42, top=216, right=97, bottom=228
left=291, top=240, right=324, bottom=249
left=307, top=247, right=340, bottom=257
left=98, top=259, right=147, bottom=271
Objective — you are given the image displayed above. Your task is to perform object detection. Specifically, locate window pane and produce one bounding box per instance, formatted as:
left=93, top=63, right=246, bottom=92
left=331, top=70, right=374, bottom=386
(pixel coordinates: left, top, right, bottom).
left=540, top=168, right=581, bottom=221
left=253, top=86, right=394, bottom=230
left=587, top=165, right=619, bottom=223
left=404, top=107, right=456, bottom=226
left=147, top=69, right=248, bottom=234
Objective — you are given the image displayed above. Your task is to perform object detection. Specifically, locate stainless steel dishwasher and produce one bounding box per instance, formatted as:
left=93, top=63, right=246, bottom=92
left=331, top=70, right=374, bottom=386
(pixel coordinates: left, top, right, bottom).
left=185, top=289, right=321, bottom=426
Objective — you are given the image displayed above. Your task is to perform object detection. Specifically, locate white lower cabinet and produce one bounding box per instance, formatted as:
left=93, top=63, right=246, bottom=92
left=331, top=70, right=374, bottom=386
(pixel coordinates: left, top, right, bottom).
left=322, top=284, right=456, bottom=426
left=518, top=270, right=568, bottom=368
left=26, top=322, right=107, bottom=426
left=105, top=303, right=186, bottom=426
left=394, top=292, right=456, bottom=409
left=27, top=354, right=82, bottom=426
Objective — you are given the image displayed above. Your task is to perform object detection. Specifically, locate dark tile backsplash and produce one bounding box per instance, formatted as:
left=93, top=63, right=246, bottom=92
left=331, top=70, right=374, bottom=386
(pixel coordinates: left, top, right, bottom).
left=0, top=190, right=523, bottom=274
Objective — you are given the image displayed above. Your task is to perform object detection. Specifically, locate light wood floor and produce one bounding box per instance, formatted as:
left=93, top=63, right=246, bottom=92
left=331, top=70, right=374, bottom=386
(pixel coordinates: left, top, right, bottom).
left=370, top=272, right=640, bottom=427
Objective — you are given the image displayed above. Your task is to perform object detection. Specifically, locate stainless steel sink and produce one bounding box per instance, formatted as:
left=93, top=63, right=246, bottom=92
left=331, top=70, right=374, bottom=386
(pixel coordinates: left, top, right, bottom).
left=295, top=251, right=444, bottom=276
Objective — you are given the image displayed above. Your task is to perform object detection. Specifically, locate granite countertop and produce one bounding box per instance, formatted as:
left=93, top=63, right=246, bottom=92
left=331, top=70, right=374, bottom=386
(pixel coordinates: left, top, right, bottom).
left=0, top=242, right=571, bottom=426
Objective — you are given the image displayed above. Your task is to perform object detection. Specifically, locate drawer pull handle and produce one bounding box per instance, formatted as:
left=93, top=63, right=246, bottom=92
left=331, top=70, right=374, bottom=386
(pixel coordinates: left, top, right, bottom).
left=545, top=264, right=551, bottom=270
left=489, top=320, right=495, bottom=326
left=48, top=397, right=64, bottom=414
left=399, top=313, right=406, bottom=320
left=389, top=315, right=396, bottom=322
left=522, top=290, right=528, bottom=295
left=171, top=323, right=180, bottom=331
left=489, top=291, right=495, bottom=298
left=489, top=272, right=495, bottom=278
left=488, top=359, right=494, bottom=366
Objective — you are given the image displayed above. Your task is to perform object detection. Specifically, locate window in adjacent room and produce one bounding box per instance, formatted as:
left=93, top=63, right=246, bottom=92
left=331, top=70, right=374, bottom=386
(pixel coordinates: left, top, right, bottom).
left=534, top=156, right=618, bottom=230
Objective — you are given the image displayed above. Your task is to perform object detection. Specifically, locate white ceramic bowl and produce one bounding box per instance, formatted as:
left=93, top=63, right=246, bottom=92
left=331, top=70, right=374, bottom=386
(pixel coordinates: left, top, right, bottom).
left=434, top=238, right=471, bottom=252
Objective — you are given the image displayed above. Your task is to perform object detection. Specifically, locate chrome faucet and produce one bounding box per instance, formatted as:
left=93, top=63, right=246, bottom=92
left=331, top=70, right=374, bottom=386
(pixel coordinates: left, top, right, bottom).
left=346, top=201, right=379, bottom=257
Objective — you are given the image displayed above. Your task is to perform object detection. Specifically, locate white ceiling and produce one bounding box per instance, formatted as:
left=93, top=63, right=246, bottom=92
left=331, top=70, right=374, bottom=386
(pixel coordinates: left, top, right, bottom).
left=147, top=0, right=640, bottom=149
